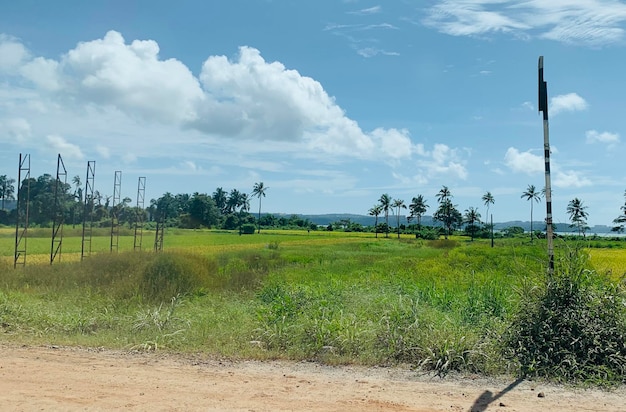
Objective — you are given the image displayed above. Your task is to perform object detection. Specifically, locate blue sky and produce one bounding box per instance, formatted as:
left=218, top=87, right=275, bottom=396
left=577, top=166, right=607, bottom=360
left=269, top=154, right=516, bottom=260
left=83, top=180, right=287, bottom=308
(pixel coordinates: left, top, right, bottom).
left=1, top=1, right=625, bottom=227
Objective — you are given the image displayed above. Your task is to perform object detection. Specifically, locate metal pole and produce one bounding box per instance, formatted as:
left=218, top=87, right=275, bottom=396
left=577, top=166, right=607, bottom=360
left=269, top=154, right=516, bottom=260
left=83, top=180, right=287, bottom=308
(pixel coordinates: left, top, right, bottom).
left=539, top=56, right=555, bottom=275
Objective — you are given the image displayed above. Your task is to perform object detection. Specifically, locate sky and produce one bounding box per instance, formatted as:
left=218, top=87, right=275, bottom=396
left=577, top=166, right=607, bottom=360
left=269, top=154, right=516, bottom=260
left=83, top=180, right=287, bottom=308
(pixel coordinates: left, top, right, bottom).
left=0, top=0, right=625, bottom=227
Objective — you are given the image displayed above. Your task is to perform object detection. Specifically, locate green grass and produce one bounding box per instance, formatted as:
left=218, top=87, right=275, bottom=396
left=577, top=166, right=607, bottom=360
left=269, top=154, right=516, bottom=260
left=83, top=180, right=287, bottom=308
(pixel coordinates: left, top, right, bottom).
left=0, top=230, right=624, bottom=384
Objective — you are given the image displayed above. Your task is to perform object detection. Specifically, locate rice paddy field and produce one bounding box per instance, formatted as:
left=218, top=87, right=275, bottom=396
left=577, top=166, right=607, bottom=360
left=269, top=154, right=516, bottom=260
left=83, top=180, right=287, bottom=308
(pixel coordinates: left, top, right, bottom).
left=1, top=227, right=625, bottom=383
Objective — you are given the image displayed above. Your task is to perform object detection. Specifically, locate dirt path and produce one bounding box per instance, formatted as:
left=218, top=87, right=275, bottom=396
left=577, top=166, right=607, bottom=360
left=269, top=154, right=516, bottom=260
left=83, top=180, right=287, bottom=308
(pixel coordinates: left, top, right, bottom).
left=1, top=345, right=624, bottom=411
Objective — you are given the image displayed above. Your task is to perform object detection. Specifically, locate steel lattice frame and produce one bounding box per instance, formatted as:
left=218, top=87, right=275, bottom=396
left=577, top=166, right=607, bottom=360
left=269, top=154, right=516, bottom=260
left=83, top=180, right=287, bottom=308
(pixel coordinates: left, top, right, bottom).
left=133, top=177, right=146, bottom=251
left=50, top=154, right=67, bottom=265
left=14, top=153, right=30, bottom=268
left=154, top=217, right=164, bottom=252
left=81, top=161, right=96, bottom=260
left=110, top=171, right=122, bottom=252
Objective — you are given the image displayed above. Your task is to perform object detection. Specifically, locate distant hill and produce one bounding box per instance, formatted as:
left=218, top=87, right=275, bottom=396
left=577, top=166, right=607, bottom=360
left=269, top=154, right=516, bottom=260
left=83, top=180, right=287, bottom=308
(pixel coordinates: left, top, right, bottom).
left=274, top=213, right=614, bottom=233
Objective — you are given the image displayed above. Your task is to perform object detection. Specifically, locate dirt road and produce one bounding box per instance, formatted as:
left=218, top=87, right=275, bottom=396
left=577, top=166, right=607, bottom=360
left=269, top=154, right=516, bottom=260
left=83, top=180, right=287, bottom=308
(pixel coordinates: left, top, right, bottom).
left=1, top=344, right=624, bottom=411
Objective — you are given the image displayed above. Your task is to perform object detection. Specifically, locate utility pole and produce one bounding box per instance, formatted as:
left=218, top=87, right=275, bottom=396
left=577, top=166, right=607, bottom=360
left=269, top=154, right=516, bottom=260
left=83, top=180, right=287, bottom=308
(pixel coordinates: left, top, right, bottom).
left=538, top=56, right=554, bottom=275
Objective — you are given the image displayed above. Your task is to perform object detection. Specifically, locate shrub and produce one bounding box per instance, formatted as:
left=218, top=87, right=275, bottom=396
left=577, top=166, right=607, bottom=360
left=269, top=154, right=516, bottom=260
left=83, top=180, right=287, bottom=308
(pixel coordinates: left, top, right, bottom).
left=506, top=247, right=626, bottom=384
left=241, top=224, right=256, bottom=234
left=140, top=252, right=211, bottom=302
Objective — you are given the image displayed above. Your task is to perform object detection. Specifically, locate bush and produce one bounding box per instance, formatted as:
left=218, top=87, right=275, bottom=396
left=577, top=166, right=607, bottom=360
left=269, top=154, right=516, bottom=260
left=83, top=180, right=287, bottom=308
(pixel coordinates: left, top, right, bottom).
left=506, top=247, right=626, bottom=384
left=140, top=252, right=211, bottom=302
left=241, top=223, right=256, bottom=234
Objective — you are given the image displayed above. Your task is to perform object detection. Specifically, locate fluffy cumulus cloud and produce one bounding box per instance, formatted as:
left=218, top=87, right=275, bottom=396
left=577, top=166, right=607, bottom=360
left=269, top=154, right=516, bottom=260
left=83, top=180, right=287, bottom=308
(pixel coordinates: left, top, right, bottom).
left=45, top=135, right=84, bottom=160
left=0, top=30, right=466, bottom=183
left=0, top=34, right=29, bottom=72
left=423, top=1, right=626, bottom=46
left=504, top=147, right=543, bottom=175
left=504, top=147, right=592, bottom=188
left=550, top=93, right=588, bottom=115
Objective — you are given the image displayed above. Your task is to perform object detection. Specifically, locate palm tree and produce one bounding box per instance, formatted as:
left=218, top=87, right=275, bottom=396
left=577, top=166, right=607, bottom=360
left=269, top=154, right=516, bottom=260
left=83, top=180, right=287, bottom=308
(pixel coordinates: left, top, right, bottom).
left=251, top=182, right=268, bottom=233
left=482, top=191, right=494, bottom=224
left=368, top=204, right=383, bottom=238
left=409, top=195, right=429, bottom=235
left=463, top=207, right=481, bottom=241
left=226, top=189, right=241, bottom=213
left=379, top=193, right=392, bottom=238
left=521, top=184, right=542, bottom=242
left=72, top=175, right=82, bottom=202
left=567, top=197, right=589, bottom=237
left=212, top=187, right=228, bottom=214
left=435, top=186, right=452, bottom=239
left=391, top=198, right=407, bottom=239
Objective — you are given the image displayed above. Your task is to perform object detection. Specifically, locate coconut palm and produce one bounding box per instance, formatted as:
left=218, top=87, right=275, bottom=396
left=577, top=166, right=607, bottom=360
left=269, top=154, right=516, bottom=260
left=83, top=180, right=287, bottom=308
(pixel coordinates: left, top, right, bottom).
left=251, top=182, right=268, bottom=233
left=391, top=198, right=407, bottom=239
left=521, top=184, right=542, bottom=242
left=379, top=193, right=392, bottom=238
left=368, top=204, right=383, bottom=238
left=482, top=191, right=494, bottom=224
left=409, top=195, right=429, bottom=235
left=567, top=197, right=589, bottom=237
left=463, top=207, right=481, bottom=241
left=435, top=186, right=453, bottom=239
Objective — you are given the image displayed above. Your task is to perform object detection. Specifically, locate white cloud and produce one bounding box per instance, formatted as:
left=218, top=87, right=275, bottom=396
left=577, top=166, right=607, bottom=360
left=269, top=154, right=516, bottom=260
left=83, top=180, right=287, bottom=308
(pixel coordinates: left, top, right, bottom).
left=550, top=93, right=588, bottom=115
left=0, top=117, right=32, bottom=142
left=504, top=147, right=543, bottom=174
left=586, top=129, right=620, bottom=144
left=45, top=135, right=84, bottom=160
left=0, top=34, right=29, bottom=72
left=423, top=1, right=626, bottom=46
left=20, top=57, right=61, bottom=91
left=420, top=143, right=468, bottom=180
left=554, top=170, right=592, bottom=188
left=62, top=31, right=203, bottom=123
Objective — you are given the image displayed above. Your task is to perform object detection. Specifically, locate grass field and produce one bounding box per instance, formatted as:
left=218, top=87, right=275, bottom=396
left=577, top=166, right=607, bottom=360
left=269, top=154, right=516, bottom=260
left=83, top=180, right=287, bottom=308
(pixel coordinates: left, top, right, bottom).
left=1, top=228, right=625, bottom=383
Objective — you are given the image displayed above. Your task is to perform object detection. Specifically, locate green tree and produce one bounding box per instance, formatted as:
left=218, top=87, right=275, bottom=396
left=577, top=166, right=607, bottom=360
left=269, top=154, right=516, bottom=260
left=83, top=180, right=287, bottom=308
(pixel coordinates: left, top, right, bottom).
left=521, top=184, right=542, bottom=242
left=482, top=191, right=494, bottom=224
left=0, top=175, right=16, bottom=210
left=187, top=192, right=219, bottom=228
left=212, top=187, right=228, bottom=214
left=566, top=197, right=589, bottom=237
left=435, top=186, right=453, bottom=239
left=391, top=198, right=406, bottom=239
left=463, top=206, right=482, bottom=241
left=251, top=182, right=268, bottom=233
left=379, top=193, right=392, bottom=238
left=409, top=195, right=429, bottom=234
left=368, top=204, right=383, bottom=238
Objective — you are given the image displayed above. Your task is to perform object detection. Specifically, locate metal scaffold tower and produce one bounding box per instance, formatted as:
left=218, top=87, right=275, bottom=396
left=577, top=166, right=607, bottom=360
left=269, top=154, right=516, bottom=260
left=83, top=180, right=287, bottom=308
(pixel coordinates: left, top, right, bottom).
left=81, top=161, right=96, bottom=260
left=110, top=171, right=122, bottom=252
left=154, top=216, right=164, bottom=252
left=14, top=153, right=30, bottom=268
left=50, top=154, right=67, bottom=265
left=133, top=177, right=146, bottom=251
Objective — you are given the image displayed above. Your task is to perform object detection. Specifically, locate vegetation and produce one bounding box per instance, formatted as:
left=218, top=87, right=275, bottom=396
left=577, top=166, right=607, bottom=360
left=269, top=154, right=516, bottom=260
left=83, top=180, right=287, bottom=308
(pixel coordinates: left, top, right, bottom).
left=1, top=230, right=625, bottom=385
left=521, top=184, right=542, bottom=242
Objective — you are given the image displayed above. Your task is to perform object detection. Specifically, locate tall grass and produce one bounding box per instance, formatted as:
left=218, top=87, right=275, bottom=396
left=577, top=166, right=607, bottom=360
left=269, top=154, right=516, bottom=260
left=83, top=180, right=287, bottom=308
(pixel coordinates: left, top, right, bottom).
left=0, top=232, right=624, bottom=383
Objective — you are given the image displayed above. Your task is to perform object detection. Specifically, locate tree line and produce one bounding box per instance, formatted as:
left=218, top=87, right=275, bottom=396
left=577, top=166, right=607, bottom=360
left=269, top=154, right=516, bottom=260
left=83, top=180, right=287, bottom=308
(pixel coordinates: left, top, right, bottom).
left=1, top=173, right=626, bottom=236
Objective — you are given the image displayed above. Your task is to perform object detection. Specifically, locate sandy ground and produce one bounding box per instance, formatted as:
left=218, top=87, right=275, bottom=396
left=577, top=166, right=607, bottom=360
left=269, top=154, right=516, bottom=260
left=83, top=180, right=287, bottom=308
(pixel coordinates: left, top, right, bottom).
left=0, top=344, right=624, bottom=412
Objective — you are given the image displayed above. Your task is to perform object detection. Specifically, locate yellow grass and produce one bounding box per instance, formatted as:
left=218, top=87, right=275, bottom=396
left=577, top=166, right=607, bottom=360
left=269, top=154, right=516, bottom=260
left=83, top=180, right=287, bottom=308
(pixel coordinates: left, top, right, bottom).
left=588, top=248, right=626, bottom=279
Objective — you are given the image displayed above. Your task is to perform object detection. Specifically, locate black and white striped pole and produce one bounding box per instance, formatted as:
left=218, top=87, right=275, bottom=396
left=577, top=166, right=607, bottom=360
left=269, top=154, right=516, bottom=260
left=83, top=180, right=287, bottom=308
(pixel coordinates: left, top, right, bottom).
left=538, top=56, right=555, bottom=275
